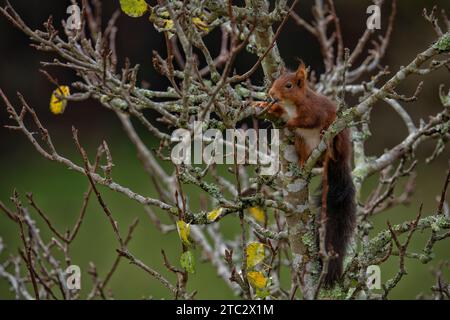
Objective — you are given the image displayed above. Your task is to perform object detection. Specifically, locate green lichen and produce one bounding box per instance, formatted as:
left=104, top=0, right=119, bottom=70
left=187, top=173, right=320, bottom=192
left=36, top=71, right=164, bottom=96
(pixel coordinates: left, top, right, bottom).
left=440, top=92, right=450, bottom=107
left=100, top=95, right=128, bottom=110
left=345, top=287, right=357, bottom=300
left=288, top=162, right=303, bottom=178
left=208, top=118, right=227, bottom=131
left=190, top=210, right=209, bottom=225
left=431, top=214, right=450, bottom=232
left=352, top=165, right=369, bottom=181
left=234, top=85, right=267, bottom=101
left=440, top=122, right=450, bottom=135
left=434, top=33, right=450, bottom=52
left=169, top=207, right=179, bottom=216
left=319, top=284, right=346, bottom=300
left=301, top=231, right=315, bottom=251
left=199, top=181, right=222, bottom=199
left=363, top=231, right=392, bottom=264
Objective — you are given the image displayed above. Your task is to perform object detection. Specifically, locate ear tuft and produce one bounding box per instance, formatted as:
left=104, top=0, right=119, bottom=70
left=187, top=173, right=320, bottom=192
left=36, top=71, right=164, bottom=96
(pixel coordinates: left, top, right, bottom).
left=295, top=60, right=307, bottom=85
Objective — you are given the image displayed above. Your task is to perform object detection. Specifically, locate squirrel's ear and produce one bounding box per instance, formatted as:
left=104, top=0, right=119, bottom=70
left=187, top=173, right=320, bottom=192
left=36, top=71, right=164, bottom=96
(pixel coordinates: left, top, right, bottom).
left=295, top=60, right=307, bottom=87
left=295, top=60, right=307, bottom=81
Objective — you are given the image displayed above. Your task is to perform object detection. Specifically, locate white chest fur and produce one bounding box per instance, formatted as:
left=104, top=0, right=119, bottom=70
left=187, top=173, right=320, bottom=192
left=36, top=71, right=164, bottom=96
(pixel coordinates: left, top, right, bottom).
left=280, top=101, right=297, bottom=122
left=280, top=101, right=321, bottom=152
left=295, top=127, right=321, bottom=151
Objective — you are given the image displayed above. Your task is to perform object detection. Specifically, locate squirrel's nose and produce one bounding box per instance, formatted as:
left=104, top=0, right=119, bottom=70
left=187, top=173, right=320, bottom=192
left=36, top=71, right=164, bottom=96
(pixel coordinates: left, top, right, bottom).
left=267, top=89, right=279, bottom=103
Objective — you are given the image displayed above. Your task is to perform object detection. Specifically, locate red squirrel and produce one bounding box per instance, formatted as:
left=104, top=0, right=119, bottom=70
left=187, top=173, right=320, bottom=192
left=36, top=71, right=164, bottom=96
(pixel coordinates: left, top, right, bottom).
left=258, top=62, right=356, bottom=287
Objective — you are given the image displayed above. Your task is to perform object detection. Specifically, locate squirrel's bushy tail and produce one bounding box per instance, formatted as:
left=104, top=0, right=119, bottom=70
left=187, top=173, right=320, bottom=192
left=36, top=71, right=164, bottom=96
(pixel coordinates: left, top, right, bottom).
left=315, top=131, right=356, bottom=287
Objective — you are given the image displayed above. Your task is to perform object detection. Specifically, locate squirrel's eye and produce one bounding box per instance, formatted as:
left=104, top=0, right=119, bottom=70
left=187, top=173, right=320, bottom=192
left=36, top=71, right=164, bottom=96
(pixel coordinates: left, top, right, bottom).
left=285, top=83, right=292, bottom=89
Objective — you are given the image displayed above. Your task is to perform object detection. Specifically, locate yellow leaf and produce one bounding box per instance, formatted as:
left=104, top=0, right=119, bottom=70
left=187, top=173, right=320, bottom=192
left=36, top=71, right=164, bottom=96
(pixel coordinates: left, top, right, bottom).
left=119, top=0, right=148, bottom=18
left=163, top=19, right=174, bottom=30
left=176, top=220, right=191, bottom=246
left=247, top=271, right=268, bottom=289
left=50, top=86, right=70, bottom=115
left=246, top=242, right=266, bottom=269
left=248, top=207, right=266, bottom=223
left=207, top=207, right=223, bottom=222
left=192, top=17, right=209, bottom=32
left=158, top=10, right=170, bottom=19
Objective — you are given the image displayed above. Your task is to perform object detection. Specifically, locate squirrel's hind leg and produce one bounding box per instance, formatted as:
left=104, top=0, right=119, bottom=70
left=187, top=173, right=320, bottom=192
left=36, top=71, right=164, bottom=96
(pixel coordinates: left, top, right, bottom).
left=294, top=137, right=309, bottom=166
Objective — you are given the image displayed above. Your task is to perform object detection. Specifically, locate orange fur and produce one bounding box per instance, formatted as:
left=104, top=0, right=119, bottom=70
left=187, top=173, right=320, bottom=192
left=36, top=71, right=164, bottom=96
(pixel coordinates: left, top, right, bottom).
left=268, top=62, right=344, bottom=164
left=263, top=62, right=355, bottom=286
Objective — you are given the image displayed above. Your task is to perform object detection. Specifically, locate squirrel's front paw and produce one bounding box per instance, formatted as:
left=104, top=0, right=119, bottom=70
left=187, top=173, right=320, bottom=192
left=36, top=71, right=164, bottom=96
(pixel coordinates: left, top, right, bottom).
left=320, top=129, right=326, bottom=138
left=253, top=101, right=269, bottom=109
left=253, top=101, right=285, bottom=118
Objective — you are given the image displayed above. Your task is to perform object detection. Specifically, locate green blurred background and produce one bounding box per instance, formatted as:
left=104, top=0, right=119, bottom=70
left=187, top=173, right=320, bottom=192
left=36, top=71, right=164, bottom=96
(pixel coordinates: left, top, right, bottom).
left=0, top=0, right=449, bottom=299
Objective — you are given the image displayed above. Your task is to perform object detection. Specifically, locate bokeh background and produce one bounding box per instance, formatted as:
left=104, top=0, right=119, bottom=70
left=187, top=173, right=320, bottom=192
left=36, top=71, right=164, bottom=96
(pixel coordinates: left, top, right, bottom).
left=0, top=0, right=449, bottom=299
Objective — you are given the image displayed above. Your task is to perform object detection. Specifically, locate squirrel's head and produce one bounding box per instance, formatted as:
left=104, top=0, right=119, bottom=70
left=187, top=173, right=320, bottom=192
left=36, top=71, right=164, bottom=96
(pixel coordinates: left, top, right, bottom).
left=268, top=61, right=308, bottom=103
